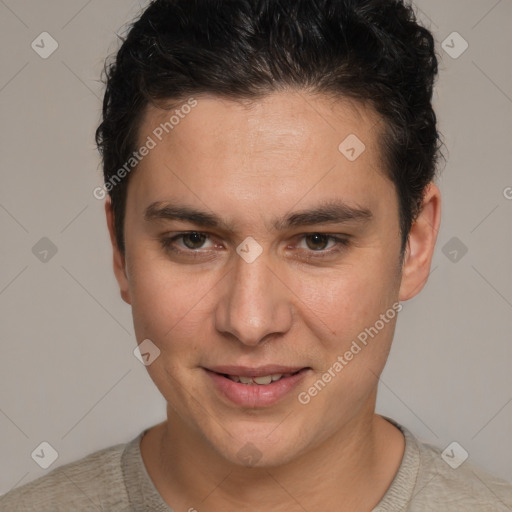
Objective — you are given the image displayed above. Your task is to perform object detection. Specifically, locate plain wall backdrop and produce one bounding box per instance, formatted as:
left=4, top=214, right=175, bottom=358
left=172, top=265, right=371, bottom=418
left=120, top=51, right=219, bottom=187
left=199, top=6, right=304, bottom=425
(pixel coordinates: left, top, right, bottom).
left=1, top=0, right=511, bottom=496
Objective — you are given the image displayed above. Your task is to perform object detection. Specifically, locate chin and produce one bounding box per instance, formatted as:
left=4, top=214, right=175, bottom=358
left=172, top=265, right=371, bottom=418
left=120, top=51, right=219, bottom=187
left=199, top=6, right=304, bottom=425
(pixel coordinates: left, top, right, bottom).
left=227, top=442, right=302, bottom=469
left=208, top=422, right=310, bottom=468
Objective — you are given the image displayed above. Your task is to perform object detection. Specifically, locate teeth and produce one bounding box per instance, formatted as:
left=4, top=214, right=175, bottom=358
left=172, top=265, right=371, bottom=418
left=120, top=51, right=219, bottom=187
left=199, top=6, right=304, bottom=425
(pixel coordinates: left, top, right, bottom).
left=253, top=375, right=272, bottom=385
left=226, top=373, right=293, bottom=385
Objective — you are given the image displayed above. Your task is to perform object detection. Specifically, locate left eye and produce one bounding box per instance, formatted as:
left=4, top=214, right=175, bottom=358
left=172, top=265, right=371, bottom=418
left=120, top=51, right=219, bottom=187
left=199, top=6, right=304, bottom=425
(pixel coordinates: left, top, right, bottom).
left=297, top=233, right=339, bottom=251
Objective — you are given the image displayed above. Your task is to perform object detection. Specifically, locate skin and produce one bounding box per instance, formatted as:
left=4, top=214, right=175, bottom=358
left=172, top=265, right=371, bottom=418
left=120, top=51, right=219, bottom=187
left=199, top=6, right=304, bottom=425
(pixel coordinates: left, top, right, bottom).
left=105, top=91, right=441, bottom=511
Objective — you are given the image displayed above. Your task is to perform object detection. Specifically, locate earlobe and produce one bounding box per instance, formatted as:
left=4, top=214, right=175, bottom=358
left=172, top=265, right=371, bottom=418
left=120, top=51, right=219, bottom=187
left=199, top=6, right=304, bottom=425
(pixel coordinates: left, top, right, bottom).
left=399, top=183, right=442, bottom=301
left=105, top=197, right=132, bottom=305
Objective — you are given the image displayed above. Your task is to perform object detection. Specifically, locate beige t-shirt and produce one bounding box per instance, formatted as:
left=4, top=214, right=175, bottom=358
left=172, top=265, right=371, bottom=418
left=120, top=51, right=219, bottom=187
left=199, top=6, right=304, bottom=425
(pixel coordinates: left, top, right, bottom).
left=1, top=419, right=511, bottom=511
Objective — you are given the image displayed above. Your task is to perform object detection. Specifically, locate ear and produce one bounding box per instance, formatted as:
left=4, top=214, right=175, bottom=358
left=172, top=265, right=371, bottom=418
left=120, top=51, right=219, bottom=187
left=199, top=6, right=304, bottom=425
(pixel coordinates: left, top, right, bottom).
left=105, top=197, right=132, bottom=304
left=399, top=182, right=441, bottom=301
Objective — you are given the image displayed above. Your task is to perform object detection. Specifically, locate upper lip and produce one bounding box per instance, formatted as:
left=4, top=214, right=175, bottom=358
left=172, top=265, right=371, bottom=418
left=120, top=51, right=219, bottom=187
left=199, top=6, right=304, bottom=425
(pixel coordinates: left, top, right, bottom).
left=205, top=365, right=308, bottom=378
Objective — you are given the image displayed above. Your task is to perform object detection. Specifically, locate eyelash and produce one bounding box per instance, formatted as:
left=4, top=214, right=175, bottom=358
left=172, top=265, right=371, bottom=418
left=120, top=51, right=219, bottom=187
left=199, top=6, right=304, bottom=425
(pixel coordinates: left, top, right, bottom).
left=159, top=232, right=350, bottom=259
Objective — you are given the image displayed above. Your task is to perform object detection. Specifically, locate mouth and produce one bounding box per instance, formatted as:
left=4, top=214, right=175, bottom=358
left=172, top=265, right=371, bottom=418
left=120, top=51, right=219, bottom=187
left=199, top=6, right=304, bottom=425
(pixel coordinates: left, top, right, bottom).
left=203, top=366, right=311, bottom=407
left=215, top=369, right=302, bottom=385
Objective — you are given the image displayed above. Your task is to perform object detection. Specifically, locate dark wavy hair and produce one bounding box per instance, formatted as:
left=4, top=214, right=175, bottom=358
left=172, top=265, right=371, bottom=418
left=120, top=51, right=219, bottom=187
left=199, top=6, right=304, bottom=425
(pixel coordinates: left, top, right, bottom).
left=95, top=0, right=444, bottom=256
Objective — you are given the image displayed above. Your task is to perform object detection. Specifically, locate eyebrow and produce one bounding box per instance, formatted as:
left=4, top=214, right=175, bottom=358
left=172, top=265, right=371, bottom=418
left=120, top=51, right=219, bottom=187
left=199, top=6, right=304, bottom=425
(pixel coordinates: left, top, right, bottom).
left=144, top=199, right=373, bottom=232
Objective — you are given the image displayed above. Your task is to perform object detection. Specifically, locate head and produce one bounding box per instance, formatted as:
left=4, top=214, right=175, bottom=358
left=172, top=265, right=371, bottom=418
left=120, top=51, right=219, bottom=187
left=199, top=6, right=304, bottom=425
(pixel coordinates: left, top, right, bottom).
left=96, top=0, right=443, bottom=467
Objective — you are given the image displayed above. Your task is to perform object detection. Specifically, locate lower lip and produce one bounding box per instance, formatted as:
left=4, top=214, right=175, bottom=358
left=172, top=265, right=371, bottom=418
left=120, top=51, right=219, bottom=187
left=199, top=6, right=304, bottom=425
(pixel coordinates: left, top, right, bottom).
left=205, top=368, right=310, bottom=408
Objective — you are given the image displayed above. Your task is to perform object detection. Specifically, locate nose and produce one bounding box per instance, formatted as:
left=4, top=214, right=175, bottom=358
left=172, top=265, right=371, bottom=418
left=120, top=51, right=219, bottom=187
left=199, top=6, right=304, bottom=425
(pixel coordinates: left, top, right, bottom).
left=214, top=249, right=293, bottom=347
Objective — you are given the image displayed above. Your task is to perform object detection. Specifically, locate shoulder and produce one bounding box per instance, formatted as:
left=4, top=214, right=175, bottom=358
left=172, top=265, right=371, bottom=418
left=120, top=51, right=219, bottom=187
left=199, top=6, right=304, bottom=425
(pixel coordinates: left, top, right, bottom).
left=0, top=440, right=132, bottom=512
left=374, top=418, right=512, bottom=512
left=411, top=432, right=512, bottom=510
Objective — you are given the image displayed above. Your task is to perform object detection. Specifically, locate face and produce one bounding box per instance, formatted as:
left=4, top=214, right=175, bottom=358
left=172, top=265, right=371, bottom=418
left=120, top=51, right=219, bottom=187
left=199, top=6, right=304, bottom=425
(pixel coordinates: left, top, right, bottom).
left=107, top=91, right=439, bottom=467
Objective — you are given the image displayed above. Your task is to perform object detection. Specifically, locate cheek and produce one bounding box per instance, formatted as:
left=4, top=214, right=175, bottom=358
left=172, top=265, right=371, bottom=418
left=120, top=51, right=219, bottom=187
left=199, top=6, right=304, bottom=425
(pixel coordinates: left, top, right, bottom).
left=293, top=257, right=399, bottom=341
left=126, top=256, right=210, bottom=396
left=126, top=248, right=220, bottom=350
left=294, top=267, right=400, bottom=418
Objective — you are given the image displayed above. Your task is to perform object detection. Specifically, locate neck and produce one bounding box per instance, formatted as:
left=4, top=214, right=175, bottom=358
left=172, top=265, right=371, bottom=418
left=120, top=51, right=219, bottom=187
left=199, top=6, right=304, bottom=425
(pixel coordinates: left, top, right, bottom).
left=141, top=400, right=404, bottom=511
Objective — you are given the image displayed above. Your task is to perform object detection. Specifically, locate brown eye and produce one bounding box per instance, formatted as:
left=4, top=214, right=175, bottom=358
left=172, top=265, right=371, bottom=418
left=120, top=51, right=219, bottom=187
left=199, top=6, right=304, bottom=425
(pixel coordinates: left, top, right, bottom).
left=159, top=231, right=217, bottom=256
left=294, top=234, right=350, bottom=259
left=181, top=232, right=208, bottom=249
left=304, top=233, right=331, bottom=251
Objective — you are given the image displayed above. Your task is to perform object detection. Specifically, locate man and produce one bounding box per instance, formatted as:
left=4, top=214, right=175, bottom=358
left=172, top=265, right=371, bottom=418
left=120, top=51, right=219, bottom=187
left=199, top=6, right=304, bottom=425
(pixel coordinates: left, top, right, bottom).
left=2, top=0, right=511, bottom=510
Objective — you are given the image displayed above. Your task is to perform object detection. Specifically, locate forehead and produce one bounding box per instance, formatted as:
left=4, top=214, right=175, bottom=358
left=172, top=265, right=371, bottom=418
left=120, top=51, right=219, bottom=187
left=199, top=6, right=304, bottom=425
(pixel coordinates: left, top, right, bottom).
left=140, top=91, right=382, bottom=163
left=128, top=91, right=395, bottom=230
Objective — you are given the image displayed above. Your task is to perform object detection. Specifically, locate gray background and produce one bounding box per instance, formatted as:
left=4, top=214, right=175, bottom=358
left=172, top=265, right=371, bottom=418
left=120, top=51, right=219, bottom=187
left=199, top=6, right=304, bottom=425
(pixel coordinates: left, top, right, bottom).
left=1, top=0, right=511, bottom=496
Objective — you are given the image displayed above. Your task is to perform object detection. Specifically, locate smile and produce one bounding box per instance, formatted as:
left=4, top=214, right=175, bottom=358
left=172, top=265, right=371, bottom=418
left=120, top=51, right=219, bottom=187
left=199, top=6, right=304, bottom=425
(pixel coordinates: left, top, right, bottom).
left=204, top=367, right=311, bottom=407
left=223, top=371, right=300, bottom=385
